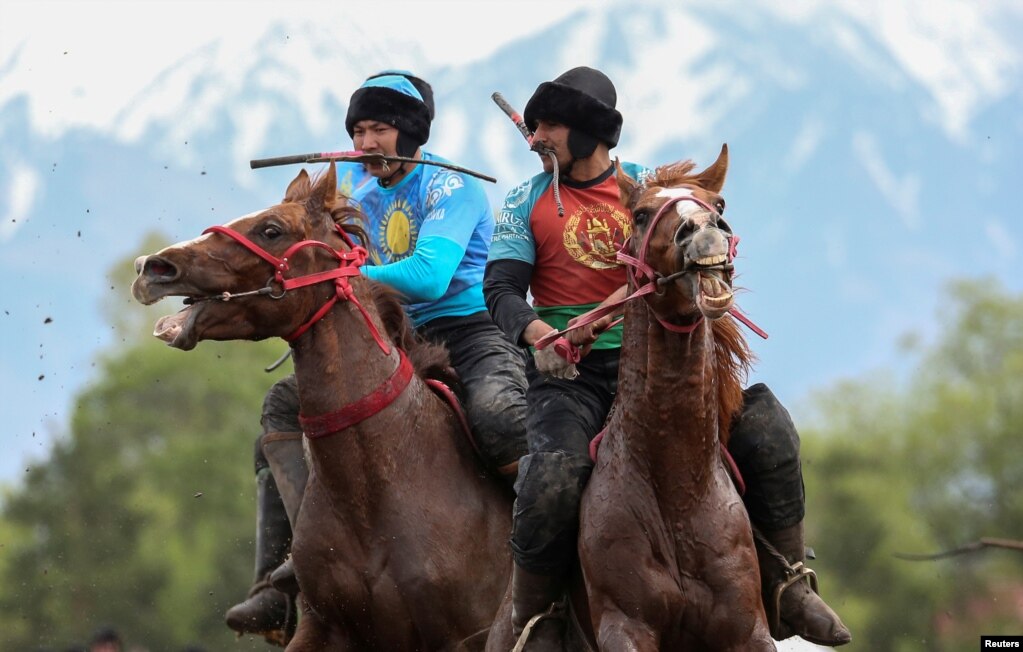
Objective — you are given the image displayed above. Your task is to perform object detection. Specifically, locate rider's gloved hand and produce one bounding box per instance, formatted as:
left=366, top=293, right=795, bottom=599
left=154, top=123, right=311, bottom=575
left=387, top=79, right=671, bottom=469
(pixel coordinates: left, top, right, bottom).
left=533, top=332, right=581, bottom=380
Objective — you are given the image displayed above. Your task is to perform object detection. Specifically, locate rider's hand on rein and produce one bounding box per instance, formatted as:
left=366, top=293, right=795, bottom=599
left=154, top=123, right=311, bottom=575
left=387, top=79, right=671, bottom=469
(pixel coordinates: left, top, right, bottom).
left=534, top=330, right=581, bottom=380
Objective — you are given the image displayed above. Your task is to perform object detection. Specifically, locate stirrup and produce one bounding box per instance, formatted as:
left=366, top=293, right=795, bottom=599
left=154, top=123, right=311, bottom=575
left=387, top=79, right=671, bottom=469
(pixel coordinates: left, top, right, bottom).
left=511, top=600, right=565, bottom=652
left=770, top=561, right=819, bottom=636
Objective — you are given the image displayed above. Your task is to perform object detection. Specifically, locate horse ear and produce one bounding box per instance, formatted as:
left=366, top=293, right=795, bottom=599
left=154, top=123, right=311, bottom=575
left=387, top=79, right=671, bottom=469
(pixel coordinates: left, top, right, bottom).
left=693, top=143, right=729, bottom=193
left=308, top=161, right=339, bottom=214
left=615, top=158, right=639, bottom=207
left=284, top=169, right=311, bottom=203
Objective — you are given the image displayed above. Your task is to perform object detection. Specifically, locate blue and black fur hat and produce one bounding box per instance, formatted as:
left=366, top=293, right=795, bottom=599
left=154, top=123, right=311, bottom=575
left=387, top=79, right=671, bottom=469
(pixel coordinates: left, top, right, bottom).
left=524, top=66, right=623, bottom=158
left=365, top=69, right=435, bottom=120
left=345, top=73, right=433, bottom=157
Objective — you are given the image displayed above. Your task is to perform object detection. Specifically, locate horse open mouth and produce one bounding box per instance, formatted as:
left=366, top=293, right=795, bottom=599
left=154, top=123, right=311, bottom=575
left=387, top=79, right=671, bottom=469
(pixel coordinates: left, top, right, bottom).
left=696, top=263, right=734, bottom=318
left=152, top=303, right=203, bottom=350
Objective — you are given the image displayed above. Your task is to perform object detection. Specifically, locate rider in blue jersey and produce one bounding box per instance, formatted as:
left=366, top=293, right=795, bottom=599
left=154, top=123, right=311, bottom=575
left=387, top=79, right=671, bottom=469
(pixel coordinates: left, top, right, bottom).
left=348, top=142, right=492, bottom=328
left=225, top=72, right=529, bottom=643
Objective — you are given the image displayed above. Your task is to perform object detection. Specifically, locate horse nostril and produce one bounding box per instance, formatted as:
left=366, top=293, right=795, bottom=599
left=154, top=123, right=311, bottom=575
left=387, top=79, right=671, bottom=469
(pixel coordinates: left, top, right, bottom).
left=142, top=256, right=179, bottom=281
left=134, top=255, right=147, bottom=275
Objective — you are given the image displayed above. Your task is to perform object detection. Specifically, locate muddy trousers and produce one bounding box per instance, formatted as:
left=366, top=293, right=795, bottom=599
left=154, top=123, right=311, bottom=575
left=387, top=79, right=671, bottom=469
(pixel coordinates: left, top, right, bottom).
left=508, top=350, right=848, bottom=646
left=416, top=311, right=529, bottom=470
left=223, top=465, right=294, bottom=637
left=224, top=372, right=309, bottom=642
left=509, top=352, right=805, bottom=574
left=730, top=385, right=850, bottom=645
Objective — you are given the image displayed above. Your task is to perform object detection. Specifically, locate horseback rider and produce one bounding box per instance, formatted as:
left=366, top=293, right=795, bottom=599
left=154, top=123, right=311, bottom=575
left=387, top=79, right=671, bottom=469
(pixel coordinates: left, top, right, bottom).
left=483, top=65, right=851, bottom=648
left=224, top=70, right=529, bottom=643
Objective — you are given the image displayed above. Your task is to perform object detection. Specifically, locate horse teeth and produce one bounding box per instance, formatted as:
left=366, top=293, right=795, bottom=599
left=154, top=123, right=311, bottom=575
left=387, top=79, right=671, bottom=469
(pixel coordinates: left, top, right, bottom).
left=706, top=293, right=733, bottom=306
left=697, top=254, right=726, bottom=266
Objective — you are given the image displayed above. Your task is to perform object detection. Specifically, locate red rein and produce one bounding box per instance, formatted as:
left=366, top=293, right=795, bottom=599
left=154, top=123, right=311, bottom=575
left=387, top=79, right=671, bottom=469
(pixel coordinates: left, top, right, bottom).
left=202, top=223, right=407, bottom=436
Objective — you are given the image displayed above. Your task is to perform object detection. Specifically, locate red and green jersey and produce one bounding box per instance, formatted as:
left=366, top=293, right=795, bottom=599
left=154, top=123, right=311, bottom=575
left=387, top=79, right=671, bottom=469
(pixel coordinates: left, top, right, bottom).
left=488, top=162, right=650, bottom=349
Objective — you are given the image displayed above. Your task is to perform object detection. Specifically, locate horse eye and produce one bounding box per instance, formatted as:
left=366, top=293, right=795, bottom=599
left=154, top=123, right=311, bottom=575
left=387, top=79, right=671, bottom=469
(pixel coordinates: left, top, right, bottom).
left=633, top=209, right=649, bottom=225
left=261, top=224, right=282, bottom=239
left=714, top=199, right=726, bottom=214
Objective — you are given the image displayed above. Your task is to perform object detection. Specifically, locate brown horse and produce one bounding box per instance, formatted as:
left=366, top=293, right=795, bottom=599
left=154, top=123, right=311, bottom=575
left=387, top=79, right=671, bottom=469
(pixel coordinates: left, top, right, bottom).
left=577, top=145, right=776, bottom=650
left=131, top=162, right=513, bottom=650
left=483, top=146, right=775, bottom=651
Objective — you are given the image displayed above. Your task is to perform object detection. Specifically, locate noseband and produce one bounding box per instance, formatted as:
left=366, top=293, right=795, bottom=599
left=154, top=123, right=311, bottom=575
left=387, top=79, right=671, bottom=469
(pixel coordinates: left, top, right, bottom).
left=198, top=224, right=392, bottom=349
left=619, top=194, right=736, bottom=293
left=535, top=193, right=766, bottom=351
left=195, top=221, right=423, bottom=440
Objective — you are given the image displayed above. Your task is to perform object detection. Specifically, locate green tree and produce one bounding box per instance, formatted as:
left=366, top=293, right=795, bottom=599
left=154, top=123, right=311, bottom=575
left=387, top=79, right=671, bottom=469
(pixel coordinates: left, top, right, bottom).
left=799, top=278, right=1023, bottom=651
left=0, top=237, right=287, bottom=650
left=5, top=231, right=1021, bottom=652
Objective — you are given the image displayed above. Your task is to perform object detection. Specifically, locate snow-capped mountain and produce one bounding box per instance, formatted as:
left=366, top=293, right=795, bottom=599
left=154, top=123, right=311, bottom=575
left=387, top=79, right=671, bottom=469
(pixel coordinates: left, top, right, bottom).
left=1, top=0, right=1021, bottom=487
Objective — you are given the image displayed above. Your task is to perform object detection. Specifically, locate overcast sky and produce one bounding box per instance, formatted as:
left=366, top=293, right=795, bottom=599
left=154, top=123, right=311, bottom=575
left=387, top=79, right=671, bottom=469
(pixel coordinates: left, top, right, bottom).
left=2, top=0, right=1018, bottom=239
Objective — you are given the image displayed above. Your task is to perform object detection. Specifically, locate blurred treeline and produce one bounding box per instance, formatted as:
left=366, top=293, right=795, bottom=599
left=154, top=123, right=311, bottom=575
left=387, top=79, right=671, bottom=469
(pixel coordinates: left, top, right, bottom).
left=0, top=238, right=1020, bottom=650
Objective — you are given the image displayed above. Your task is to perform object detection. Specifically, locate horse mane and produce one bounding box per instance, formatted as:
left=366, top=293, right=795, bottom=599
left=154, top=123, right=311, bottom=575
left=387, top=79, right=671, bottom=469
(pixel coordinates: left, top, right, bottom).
left=292, top=169, right=458, bottom=387
left=652, top=160, right=698, bottom=187
left=368, top=281, right=460, bottom=388
left=712, top=312, right=754, bottom=444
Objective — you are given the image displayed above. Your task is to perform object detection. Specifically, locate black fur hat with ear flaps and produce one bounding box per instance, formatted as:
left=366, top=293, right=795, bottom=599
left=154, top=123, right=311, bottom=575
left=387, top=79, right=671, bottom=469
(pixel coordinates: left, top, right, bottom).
left=345, top=74, right=432, bottom=156
left=524, top=66, right=623, bottom=157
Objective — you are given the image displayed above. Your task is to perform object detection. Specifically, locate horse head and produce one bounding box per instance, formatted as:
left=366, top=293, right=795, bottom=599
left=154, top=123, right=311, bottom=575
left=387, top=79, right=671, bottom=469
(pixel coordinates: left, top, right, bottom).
left=131, top=162, right=365, bottom=350
left=617, top=144, right=734, bottom=329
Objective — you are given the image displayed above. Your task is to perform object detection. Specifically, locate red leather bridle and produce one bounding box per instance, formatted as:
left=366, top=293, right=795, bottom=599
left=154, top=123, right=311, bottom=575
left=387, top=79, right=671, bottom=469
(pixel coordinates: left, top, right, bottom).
left=198, top=222, right=411, bottom=439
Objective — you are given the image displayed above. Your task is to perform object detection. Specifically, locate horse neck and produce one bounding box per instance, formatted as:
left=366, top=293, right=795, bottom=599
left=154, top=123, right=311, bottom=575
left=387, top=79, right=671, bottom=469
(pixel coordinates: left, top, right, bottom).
left=612, top=297, right=720, bottom=475
left=288, top=283, right=428, bottom=477
left=290, top=301, right=393, bottom=411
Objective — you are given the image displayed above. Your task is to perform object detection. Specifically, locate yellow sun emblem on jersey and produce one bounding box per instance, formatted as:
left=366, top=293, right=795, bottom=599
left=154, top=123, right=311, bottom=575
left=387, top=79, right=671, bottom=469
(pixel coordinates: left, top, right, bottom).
left=377, top=197, right=418, bottom=261
left=563, top=202, right=632, bottom=269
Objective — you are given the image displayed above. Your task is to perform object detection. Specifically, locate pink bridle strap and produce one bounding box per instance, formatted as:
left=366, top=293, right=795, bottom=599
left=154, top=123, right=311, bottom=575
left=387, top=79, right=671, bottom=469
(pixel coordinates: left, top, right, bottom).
left=202, top=225, right=368, bottom=285
left=299, top=349, right=414, bottom=438
left=533, top=282, right=656, bottom=352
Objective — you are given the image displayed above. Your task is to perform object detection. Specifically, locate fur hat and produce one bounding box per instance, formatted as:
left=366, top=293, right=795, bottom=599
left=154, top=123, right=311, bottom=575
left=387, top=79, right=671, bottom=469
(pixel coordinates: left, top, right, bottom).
left=365, top=69, right=435, bottom=120
left=345, top=74, right=432, bottom=152
left=524, top=66, right=623, bottom=152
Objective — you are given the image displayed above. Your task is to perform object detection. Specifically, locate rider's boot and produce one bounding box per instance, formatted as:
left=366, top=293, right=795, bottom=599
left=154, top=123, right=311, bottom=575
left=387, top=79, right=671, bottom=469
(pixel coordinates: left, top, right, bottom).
left=224, top=457, right=297, bottom=646
left=511, top=564, right=566, bottom=651
left=755, top=521, right=852, bottom=647
left=261, top=431, right=309, bottom=597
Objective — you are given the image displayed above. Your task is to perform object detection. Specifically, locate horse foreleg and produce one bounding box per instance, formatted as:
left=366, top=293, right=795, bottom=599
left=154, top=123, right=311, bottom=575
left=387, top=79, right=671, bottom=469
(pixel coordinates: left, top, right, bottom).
left=594, top=610, right=660, bottom=652
left=716, top=622, right=776, bottom=652
left=483, top=591, right=515, bottom=652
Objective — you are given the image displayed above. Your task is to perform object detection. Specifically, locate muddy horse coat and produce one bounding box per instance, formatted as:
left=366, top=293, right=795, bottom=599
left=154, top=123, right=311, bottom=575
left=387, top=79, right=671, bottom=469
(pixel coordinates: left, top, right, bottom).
left=132, top=163, right=513, bottom=650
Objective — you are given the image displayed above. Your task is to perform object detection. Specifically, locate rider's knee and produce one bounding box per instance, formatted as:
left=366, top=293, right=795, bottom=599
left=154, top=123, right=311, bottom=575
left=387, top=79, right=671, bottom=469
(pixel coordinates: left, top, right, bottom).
left=461, top=366, right=528, bottom=468
left=261, top=374, right=302, bottom=434
left=513, top=451, right=594, bottom=518
left=253, top=433, right=270, bottom=474
left=510, top=450, right=594, bottom=573
left=729, top=383, right=800, bottom=468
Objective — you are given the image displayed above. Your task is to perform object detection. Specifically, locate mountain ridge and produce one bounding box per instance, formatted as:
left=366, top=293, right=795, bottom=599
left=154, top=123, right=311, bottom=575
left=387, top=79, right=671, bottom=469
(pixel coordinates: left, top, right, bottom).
left=1, top=2, right=1021, bottom=487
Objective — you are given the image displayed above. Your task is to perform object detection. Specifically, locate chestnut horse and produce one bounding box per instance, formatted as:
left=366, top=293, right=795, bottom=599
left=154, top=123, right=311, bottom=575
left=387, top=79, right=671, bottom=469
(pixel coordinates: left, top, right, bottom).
left=132, top=162, right=512, bottom=650
left=485, top=146, right=776, bottom=651
left=578, top=145, right=775, bottom=650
